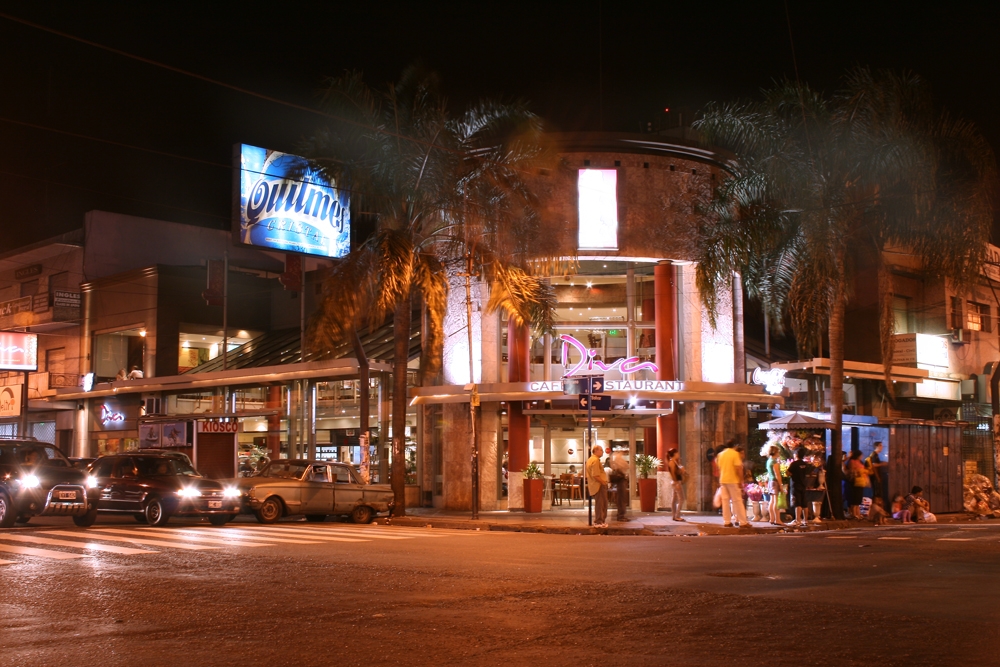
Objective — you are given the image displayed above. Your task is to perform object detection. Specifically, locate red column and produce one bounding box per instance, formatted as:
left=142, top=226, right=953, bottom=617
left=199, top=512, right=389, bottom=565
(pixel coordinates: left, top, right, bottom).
left=507, top=320, right=531, bottom=472
left=642, top=296, right=657, bottom=455
left=266, top=385, right=282, bottom=461
left=654, top=262, right=678, bottom=467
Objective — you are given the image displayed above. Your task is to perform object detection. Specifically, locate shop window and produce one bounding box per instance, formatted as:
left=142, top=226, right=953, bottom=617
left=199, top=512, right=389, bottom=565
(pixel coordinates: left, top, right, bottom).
left=967, top=301, right=991, bottom=332
left=178, top=325, right=257, bottom=373
left=93, top=328, right=145, bottom=382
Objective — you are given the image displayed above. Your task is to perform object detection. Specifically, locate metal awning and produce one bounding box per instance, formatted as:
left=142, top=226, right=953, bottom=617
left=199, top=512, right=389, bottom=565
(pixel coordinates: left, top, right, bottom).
left=770, top=358, right=930, bottom=383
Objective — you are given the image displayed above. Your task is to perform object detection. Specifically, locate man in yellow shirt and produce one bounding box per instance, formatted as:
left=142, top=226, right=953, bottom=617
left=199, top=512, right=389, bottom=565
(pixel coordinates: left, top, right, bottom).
left=716, top=441, right=750, bottom=528
left=586, top=445, right=610, bottom=528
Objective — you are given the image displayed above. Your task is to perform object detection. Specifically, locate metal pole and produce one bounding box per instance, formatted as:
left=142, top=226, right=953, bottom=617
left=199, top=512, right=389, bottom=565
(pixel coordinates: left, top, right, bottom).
left=222, top=249, right=229, bottom=371
left=465, top=256, right=479, bottom=520
left=20, top=370, right=29, bottom=437
left=587, top=390, right=593, bottom=526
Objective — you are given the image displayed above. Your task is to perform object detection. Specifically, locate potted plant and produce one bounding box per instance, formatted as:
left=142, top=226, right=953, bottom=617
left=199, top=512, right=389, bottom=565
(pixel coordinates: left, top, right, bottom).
left=522, top=462, right=544, bottom=513
left=636, top=454, right=661, bottom=512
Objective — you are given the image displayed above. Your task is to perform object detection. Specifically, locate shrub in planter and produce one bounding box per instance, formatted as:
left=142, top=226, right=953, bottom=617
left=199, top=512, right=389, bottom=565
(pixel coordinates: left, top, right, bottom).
left=523, top=462, right=544, bottom=513
left=636, top=454, right=661, bottom=512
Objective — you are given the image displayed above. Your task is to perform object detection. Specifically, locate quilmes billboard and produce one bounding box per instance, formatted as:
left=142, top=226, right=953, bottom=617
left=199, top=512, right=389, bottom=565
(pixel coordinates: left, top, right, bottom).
left=234, top=144, right=350, bottom=258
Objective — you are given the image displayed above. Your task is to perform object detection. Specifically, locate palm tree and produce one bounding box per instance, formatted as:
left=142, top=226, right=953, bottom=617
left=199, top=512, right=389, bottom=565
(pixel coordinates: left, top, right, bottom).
left=693, top=68, right=996, bottom=518
left=305, top=67, right=555, bottom=515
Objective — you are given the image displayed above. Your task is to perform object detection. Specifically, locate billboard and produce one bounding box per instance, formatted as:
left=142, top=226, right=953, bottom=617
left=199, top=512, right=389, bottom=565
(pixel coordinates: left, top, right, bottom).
left=0, top=332, right=37, bottom=371
left=578, top=169, right=618, bottom=249
left=235, top=143, right=350, bottom=258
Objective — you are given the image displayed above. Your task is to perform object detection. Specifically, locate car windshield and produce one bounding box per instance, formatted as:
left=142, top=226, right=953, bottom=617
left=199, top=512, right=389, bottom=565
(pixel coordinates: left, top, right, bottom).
left=260, top=461, right=309, bottom=479
left=9, top=445, right=71, bottom=468
left=135, top=457, right=201, bottom=477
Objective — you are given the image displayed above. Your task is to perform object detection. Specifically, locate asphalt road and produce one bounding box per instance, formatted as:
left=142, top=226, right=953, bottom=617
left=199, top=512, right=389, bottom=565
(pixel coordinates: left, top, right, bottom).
left=2, top=515, right=999, bottom=667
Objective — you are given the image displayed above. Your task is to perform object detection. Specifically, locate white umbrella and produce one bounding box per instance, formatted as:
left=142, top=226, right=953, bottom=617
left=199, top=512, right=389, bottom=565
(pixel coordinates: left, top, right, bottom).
left=757, top=412, right=832, bottom=430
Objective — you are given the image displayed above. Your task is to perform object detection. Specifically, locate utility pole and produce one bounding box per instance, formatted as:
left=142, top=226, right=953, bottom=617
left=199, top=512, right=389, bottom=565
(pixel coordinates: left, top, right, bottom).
left=222, top=249, right=229, bottom=371
left=464, top=253, right=479, bottom=520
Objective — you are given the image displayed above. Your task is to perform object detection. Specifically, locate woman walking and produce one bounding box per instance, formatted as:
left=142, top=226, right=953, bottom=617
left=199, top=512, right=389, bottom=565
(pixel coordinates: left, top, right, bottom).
left=846, top=450, right=869, bottom=519
left=766, top=445, right=783, bottom=525
left=666, top=448, right=686, bottom=522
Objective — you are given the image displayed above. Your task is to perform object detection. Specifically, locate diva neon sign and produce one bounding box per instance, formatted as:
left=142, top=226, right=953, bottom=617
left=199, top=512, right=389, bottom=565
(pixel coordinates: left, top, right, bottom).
left=559, top=334, right=658, bottom=377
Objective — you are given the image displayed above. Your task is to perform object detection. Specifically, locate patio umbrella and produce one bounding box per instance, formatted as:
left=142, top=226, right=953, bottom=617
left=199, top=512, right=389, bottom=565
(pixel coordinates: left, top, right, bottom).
left=757, top=412, right=832, bottom=430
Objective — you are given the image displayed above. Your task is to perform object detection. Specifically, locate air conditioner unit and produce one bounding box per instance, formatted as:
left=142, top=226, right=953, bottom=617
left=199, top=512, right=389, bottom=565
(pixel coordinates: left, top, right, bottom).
left=950, top=328, right=969, bottom=344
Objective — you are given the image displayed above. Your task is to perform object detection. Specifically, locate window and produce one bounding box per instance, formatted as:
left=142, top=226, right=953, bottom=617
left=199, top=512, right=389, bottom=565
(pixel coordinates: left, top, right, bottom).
left=950, top=297, right=964, bottom=330
left=93, top=328, right=145, bottom=382
left=334, top=465, right=356, bottom=483
left=577, top=169, right=618, bottom=249
left=46, top=347, right=66, bottom=374
left=91, top=458, right=115, bottom=478
left=966, top=301, right=991, bottom=333
left=893, top=296, right=916, bottom=334
left=48, top=271, right=68, bottom=294
left=20, top=279, right=38, bottom=297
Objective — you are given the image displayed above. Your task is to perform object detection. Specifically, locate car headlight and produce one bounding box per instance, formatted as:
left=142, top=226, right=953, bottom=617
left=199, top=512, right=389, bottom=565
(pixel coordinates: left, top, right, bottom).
left=222, top=487, right=241, bottom=498
left=86, top=476, right=98, bottom=489
left=177, top=487, right=202, bottom=498
left=21, top=474, right=41, bottom=489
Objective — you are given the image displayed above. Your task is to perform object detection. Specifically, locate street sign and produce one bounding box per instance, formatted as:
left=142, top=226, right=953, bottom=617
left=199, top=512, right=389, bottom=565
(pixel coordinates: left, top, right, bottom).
left=588, top=376, right=605, bottom=394
left=564, top=375, right=604, bottom=395
left=578, top=394, right=611, bottom=411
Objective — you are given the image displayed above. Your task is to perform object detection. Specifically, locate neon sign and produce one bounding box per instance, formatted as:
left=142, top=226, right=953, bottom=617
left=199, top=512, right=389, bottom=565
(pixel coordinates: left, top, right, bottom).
left=751, top=367, right=786, bottom=395
left=559, top=334, right=658, bottom=377
left=100, top=404, right=126, bottom=425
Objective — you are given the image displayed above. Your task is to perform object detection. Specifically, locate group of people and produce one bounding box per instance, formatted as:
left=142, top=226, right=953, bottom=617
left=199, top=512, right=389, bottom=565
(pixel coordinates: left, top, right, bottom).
left=585, top=445, right=629, bottom=527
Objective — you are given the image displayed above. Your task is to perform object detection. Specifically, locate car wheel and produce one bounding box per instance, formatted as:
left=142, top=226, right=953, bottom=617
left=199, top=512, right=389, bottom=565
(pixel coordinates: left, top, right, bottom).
left=208, top=514, right=234, bottom=526
left=305, top=514, right=326, bottom=523
left=144, top=497, right=171, bottom=526
left=254, top=497, right=283, bottom=524
left=15, top=515, right=30, bottom=524
left=0, top=494, right=16, bottom=528
left=351, top=505, right=374, bottom=524
left=72, top=508, right=98, bottom=527
left=134, top=514, right=148, bottom=523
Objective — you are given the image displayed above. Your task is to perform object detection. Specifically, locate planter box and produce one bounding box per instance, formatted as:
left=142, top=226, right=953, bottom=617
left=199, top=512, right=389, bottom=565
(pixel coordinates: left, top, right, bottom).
left=638, top=478, right=658, bottom=512
left=523, top=478, right=544, bottom=513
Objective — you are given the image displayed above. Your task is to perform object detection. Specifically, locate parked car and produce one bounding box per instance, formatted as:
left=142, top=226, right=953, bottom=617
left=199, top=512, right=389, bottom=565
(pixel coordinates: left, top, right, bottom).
left=0, top=439, right=99, bottom=528
left=88, top=452, right=242, bottom=526
left=231, top=460, right=394, bottom=524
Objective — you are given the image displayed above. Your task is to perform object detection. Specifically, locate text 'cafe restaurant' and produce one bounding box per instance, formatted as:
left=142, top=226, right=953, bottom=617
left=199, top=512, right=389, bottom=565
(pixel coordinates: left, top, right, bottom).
left=412, top=133, right=782, bottom=513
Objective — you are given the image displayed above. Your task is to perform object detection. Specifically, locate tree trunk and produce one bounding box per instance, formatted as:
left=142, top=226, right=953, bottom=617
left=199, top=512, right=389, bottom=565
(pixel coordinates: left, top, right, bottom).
left=350, top=328, right=371, bottom=482
left=391, top=294, right=411, bottom=516
left=827, top=272, right=846, bottom=520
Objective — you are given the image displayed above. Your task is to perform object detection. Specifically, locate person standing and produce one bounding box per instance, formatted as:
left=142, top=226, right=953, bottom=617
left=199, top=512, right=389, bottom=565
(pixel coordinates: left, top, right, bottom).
left=787, top=447, right=812, bottom=527
left=866, top=442, right=887, bottom=504
left=846, top=450, right=869, bottom=519
left=765, top=445, right=784, bottom=525
left=716, top=440, right=750, bottom=528
left=609, top=449, right=629, bottom=522
left=666, top=448, right=686, bottom=522
left=586, top=445, right=610, bottom=528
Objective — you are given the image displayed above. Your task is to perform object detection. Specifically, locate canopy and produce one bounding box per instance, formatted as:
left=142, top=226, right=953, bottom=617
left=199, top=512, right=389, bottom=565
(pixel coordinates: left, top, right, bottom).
left=758, top=412, right=831, bottom=430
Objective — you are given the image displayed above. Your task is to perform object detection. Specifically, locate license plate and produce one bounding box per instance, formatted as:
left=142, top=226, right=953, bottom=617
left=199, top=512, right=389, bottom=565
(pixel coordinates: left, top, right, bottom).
left=58, top=491, right=76, bottom=500
left=208, top=501, right=222, bottom=508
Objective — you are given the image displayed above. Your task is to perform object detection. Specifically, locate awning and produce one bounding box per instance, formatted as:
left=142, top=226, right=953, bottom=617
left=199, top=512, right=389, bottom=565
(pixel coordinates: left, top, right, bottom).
left=410, top=380, right=782, bottom=406
left=770, top=358, right=930, bottom=383
left=758, top=412, right=832, bottom=430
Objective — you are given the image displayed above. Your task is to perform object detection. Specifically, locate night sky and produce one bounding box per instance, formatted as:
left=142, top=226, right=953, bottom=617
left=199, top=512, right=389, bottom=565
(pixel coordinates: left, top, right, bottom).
left=0, top=1, right=997, bottom=253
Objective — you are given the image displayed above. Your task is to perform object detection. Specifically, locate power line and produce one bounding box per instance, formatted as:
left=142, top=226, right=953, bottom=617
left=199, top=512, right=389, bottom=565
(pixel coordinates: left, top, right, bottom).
left=0, top=11, right=461, bottom=157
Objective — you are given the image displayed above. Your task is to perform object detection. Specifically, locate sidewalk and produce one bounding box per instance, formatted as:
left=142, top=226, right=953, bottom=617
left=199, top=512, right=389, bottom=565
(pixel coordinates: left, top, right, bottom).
left=382, top=506, right=979, bottom=536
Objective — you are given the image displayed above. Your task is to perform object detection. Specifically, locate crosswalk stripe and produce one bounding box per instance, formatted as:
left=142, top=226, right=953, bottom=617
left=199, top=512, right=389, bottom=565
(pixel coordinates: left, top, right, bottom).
left=121, top=528, right=273, bottom=547
left=0, top=559, right=14, bottom=565
left=49, top=529, right=218, bottom=551
left=937, top=538, right=974, bottom=542
left=0, top=534, right=154, bottom=555
left=826, top=536, right=857, bottom=539
left=877, top=537, right=911, bottom=540
left=249, top=526, right=409, bottom=540
left=0, top=542, right=87, bottom=560
left=143, top=527, right=322, bottom=545
left=219, top=526, right=370, bottom=542
left=355, top=528, right=452, bottom=538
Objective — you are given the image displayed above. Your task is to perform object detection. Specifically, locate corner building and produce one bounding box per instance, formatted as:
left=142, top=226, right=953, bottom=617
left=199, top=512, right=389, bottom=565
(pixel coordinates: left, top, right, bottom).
left=414, top=133, right=778, bottom=512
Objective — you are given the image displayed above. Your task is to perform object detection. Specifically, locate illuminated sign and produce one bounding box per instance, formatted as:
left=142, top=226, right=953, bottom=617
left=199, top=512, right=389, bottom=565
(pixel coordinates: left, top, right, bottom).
left=577, top=169, right=618, bottom=249
left=81, top=373, right=94, bottom=392
left=100, top=404, right=126, bottom=425
left=751, top=367, right=786, bottom=394
left=893, top=333, right=950, bottom=368
left=235, top=143, right=350, bottom=258
left=528, top=380, right=683, bottom=392
left=0, top=332, right=37, bottom=371
left=197, top=420, right=240, bottom=433
left=0, top=386, right=20, bottom=418
left=559, top=334, right=657, bottom=377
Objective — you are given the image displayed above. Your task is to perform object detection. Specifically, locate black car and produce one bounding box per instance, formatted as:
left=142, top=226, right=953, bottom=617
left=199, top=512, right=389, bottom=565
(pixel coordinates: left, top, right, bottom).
left=88, top=452, right=242, bottom=526
left=0, top=439, right=99, bottom=528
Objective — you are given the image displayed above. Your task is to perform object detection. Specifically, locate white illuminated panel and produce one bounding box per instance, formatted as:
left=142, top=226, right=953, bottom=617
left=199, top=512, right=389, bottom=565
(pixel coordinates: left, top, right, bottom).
left=577, top=169, right=618, bottom=249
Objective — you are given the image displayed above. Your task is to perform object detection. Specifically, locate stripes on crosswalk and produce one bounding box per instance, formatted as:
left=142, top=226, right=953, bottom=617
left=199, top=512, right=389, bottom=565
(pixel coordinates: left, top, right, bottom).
left=0, top=520, right=476, bottom=565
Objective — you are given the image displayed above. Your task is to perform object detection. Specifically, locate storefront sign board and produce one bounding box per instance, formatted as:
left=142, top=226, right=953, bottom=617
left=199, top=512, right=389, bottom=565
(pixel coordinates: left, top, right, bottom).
left=0, top=332, right=37, bottom=371
left=197, top=420, right=240, bottom=433
left=893, top=333, right=949, bottom=368
left=0, top=385, right=21, bottom=417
